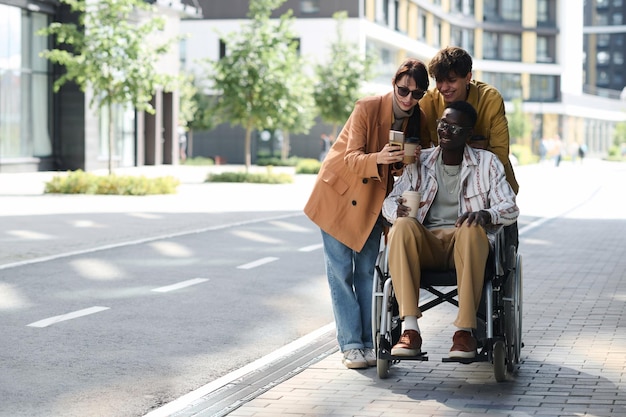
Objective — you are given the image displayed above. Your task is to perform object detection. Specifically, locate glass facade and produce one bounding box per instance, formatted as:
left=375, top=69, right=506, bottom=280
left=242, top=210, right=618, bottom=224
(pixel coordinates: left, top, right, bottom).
left=0, top=4, right=52, bottom=164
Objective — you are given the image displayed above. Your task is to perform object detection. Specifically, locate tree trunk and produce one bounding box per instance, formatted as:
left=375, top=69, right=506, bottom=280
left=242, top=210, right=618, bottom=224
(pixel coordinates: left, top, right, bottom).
left=108, top=101, right=114, bottom=175
left=281, top=131, right=290, bottom=160
left=245, top=125, right=252, bottom=172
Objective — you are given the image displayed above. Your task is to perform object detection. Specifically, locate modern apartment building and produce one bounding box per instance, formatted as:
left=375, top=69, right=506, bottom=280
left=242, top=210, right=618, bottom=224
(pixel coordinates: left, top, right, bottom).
left=182, top=0, right=625, bottom=163
left=583, top=0, right=626, bottom=97
left=0, top=0, right=199, bottom=173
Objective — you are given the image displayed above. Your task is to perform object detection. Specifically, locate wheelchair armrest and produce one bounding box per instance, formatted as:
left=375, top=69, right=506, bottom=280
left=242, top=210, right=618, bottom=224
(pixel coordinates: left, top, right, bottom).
left=485, top=224, right=506, bottom=277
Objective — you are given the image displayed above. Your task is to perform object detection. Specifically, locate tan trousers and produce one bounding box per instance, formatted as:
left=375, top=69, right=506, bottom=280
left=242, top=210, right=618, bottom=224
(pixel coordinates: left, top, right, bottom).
left=387, top=217, right=489, bottom=329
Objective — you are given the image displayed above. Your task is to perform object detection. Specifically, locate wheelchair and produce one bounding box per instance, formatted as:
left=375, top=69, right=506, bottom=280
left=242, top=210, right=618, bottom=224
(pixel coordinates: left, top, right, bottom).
left=371, top=223, right=522, bottom=382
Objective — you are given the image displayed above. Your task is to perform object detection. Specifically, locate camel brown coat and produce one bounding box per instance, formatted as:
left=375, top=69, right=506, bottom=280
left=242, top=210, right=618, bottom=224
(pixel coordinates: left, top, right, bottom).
left=304, top=92, right=429, bottom=252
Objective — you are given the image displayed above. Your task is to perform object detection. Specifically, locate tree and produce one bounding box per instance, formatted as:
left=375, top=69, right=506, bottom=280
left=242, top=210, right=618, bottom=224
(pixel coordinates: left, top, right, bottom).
left=507, top=98, right=531, bottom=145
left=204, top=0, right=315, bottom=169
left=313, top=11, right=376, bottom=137
left=39, top=0, right=178, bottom=174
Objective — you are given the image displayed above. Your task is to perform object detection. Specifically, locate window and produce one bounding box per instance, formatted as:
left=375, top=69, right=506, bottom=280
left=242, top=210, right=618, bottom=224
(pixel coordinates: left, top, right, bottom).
left=612, top=13, right=622, bottom=25
left=481, top=72, right=522, bottom=101
left=484, top=0, right=521, bottom=22
left=451, top=26, right=475, bottom=55
left=598, top=34, right=610, bottom=47
left=450, top=0, right=475, bottom=16
left=597, top=51, right=610, bottom=65
left=417, top=10, right=427, bottom=41
left=0, top=5, right=52, bottom=160
left=596, top=13, right=609, bottom=25
left=300, top=0, right=320, bottom=13
left=536, top=35, right=555, bottom=63
left=219, top=40, right=226, bottom=59
left=433, top=19, right=441, bottom=48
left=482, top=32, right=521, bottom=61
left=529, top=74, right=558, bottom=101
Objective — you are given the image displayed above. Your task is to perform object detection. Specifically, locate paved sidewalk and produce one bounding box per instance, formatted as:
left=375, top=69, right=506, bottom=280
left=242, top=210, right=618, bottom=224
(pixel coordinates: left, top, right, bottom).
left=217, top=160, right=626, bottom=417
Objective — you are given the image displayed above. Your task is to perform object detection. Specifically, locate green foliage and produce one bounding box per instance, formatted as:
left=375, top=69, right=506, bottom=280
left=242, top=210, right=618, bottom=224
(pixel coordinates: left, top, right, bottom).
left=510, top=144, right=539, bottom=165
left=295, top=158, right=322, bottom=174
left=613, top=121, right=626, bottom=147
left=313, top=11, right=376, bottom=136
left=256, top=156, right=299, bottom=166
left=38, top=0, right=177, bottom=114
left=205, top=171, right=293, bottom=184
left=201, top=0, right=316, bottom=168
left=506, top=98, right=531, bottom=143
left=178, top=72, right=199, bottom=130
left=182, top=156, right=215, bottom=166
left=44, top=170, right=180, bottom=195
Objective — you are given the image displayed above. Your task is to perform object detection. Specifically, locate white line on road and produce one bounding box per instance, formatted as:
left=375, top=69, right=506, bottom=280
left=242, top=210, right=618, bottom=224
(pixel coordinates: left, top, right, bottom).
left=0, top=213, right=302, bottom=271
left=299, top=243, right=323, bottom=252
left=236, top=257, right=279, bottom=269
left=27, top=306, right=110, bottom=328
left=151, top=278, right=209, bottom=293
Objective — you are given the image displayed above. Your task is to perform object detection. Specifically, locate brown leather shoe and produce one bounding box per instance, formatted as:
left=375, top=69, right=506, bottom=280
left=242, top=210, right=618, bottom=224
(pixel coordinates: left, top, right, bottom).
left=449, top=330, right=477, bottom=358
left=391, top=330, right=422, bottom=356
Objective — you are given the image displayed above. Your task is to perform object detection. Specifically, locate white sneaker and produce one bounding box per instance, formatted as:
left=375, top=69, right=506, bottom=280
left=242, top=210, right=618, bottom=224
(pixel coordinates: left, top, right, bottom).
left=342, top=349, right=368, bottom=369
left=362, top=348, right=377, bottom=366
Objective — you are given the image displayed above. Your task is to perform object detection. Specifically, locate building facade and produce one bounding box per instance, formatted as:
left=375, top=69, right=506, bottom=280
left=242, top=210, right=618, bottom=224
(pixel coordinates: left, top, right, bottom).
left=583, top=0, right=626, bottom=97
left=0, top=0, right=199, bottom=173
left=182, top=0, right=625, bottom=163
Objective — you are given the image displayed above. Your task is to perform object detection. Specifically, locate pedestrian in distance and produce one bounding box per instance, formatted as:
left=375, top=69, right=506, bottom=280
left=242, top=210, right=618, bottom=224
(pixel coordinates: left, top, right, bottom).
left=304, top=58, right=432, bottom=369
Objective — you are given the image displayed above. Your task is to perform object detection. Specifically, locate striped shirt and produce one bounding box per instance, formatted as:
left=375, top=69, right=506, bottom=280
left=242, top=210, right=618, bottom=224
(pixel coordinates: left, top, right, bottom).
left=382, top=145, right=519, bottom=226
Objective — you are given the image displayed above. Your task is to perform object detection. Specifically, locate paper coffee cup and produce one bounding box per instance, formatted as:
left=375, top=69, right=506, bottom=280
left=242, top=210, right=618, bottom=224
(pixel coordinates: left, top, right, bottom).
left=403, top=141, right=418, bottom=164
left=402, top=190, right=421, bottom=217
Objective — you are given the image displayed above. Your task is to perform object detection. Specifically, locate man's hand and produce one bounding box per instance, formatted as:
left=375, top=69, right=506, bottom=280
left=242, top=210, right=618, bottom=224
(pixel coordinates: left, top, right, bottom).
left=396, top=197, right=411, bottom=218
left=456, top=210, right=491, bottom=227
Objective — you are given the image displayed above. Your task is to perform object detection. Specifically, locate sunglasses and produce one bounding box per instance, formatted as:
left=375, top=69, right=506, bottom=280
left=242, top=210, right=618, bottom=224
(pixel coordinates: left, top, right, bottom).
left=437, top=119, right=471, bottom=135
left=396, top=85, right=425, bottom=100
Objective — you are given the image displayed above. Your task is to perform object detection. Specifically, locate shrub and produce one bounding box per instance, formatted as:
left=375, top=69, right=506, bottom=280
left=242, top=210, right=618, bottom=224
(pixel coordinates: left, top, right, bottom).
left=183, top=156, right=215, bottom=165
left=205, top=171, right=293, bottom=184
left=256, top=156, right=299, bottom=166
left=295, top=158, right=322, bottom=174
left=44, top=170, right=180, bottom=195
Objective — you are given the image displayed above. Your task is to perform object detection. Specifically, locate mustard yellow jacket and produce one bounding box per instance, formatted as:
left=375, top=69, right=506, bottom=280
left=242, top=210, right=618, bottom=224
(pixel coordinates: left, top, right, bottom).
left=304, top=92, right=429, bottom=252
left=419, top=80, right=519, bottom=194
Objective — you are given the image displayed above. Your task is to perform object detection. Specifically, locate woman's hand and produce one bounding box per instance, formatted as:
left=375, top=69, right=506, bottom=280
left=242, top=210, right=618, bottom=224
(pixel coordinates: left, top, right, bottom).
left=377, top=144, right=404, bottom=165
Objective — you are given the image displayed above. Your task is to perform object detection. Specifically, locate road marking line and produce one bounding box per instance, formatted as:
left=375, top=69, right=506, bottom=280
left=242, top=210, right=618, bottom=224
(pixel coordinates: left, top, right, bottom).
left=151, top=278, right=209, bottom=293
left=0, top=213, right=302, bottom=271
left=236, top=257, right=279, bottom=269
left=27, top=306, right=110, bottom=328
left=299, top=243, right=323, bottom=252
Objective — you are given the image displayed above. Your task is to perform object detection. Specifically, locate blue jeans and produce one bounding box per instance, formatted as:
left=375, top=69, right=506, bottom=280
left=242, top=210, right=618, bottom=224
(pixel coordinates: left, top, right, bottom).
left=321, top=220, right=383, bottom=352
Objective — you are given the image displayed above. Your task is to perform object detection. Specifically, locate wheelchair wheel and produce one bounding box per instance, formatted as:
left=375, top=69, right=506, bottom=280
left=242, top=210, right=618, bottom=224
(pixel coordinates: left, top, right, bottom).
left=504, top=252, right=523, bottom=372
left=493, top=340, right=507, bottom=382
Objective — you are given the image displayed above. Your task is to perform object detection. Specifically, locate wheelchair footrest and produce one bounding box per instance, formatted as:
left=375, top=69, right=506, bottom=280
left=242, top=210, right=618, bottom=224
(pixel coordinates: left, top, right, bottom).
left=379, top=350, right=429, bottom=361
left=442, top=348, right=490, bottom=364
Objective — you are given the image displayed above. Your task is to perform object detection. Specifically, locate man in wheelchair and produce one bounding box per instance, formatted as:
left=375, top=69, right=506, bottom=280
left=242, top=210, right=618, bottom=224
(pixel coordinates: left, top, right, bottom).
left=380, top=101, right=519, bottom=360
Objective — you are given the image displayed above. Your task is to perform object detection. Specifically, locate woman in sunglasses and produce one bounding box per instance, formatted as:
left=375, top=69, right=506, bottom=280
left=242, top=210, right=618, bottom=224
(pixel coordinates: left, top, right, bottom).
left=304, top=58, right=431, bottom=370
left=419, top=46, right=519, bottom=195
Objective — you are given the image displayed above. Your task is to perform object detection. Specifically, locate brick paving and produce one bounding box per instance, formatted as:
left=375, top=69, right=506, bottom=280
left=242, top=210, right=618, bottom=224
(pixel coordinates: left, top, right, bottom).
left=224, top=160, right=626, bottom=417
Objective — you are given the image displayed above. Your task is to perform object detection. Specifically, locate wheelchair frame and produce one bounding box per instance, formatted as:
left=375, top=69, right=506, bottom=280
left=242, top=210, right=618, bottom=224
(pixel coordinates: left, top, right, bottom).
left=371, top=224, right=523, bottom=382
